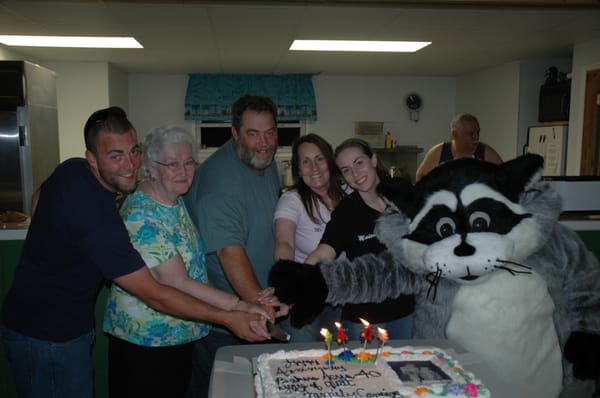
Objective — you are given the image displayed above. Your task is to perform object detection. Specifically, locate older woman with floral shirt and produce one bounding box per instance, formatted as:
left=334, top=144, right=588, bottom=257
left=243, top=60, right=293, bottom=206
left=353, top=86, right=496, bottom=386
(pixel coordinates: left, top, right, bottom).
left=103, top=126, right=276, bottom=398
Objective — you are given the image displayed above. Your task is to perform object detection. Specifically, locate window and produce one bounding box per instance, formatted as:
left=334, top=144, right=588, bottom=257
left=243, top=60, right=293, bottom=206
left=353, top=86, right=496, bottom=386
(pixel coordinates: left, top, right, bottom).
left=195, top=121, right=305, bottom=148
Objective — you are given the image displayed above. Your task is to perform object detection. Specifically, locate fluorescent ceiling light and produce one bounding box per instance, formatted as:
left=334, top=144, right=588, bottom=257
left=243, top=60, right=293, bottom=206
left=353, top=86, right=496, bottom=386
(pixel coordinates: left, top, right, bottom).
left=0, top=35, right=142, bottom=48
left=290, top=40, right=430, bottom=53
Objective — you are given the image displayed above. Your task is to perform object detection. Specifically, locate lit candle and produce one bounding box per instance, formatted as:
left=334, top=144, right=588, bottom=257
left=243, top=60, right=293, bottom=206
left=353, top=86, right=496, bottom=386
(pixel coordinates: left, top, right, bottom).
left=320, top=328, right=333, bottom=365
left=377, top=327, right=389, bottom=346
left=358, top=318, right=374, bottom=360
left=334, top=322, right=347, bottom=345
left=334, top=321, right=350, bottom=360
left=375, top=327, right=389, bottom=362
left=359, top=318, right=374, bottom=343
left=320, top=328, right=333, bottom=346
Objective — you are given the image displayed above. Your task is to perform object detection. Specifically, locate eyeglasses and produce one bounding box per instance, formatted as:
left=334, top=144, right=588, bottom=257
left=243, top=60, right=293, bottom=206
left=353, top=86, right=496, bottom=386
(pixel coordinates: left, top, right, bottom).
left=154, top=159, right=197, bottom=172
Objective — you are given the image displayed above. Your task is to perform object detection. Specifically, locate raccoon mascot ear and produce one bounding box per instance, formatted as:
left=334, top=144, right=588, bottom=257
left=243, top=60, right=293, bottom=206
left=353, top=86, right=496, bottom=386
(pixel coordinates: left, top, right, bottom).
left=495, top=153, right=544, bottom=202
left=404, top=153, right=545, bottom=214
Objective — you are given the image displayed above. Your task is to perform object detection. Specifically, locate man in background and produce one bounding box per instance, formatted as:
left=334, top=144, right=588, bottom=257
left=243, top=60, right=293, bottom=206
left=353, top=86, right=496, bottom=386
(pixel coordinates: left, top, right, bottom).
left=415, top=112, right=503, bottom=182
left=184, top=94, right=286, bottom=398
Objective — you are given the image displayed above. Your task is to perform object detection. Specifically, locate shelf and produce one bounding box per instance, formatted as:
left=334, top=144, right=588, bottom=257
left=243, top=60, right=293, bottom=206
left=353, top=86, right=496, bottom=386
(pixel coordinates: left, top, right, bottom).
left=374, top=146, right=423, bottom=153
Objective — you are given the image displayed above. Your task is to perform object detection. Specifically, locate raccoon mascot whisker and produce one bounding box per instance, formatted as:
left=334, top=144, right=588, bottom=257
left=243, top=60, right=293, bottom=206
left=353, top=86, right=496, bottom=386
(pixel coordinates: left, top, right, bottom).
left=425, top=268, right=442, bottom=301
left=269, top=154, right=600, bottom=398
left=495, top=259, right=532, bottom=270
left=494, top=259, right=532, bottom=275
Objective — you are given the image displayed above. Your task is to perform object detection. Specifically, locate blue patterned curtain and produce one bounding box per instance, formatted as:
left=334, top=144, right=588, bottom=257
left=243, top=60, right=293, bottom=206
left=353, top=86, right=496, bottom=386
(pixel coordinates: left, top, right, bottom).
left=184, top=74, right=317, bottom=122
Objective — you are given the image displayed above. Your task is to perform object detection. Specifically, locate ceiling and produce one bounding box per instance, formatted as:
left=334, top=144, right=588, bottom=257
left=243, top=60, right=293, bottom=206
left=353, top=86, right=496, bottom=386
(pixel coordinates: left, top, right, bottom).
left=1, top=1, right=600, bottom=76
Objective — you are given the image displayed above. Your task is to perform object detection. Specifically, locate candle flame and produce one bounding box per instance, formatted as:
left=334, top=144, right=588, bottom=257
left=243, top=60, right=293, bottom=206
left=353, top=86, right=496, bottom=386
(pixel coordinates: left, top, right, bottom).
left=320, top=328, right=329, bottom=337
left=377, top=327, right=389, bottom=340
left=358, top=318, right=370, bottom=326
left=335, top=322, right=342, bottom=328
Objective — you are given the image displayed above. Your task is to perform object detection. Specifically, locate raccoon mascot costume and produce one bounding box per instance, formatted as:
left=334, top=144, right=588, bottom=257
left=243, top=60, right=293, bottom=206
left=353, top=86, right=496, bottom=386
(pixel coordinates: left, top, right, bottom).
left=269, top=154, right=600, bottom=398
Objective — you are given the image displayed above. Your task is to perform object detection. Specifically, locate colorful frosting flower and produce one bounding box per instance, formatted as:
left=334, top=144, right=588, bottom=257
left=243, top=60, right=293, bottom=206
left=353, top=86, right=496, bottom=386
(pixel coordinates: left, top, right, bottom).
left=414, top=387, right=430, bottom=395
left=464, top=383, right=479, bottom=397
left=445, top=384, right=463, bottom=395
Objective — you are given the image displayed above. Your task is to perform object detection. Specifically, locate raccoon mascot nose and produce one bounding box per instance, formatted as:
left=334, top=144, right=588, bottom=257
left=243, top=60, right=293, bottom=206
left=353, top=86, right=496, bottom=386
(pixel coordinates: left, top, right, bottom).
left=454, top=240, right=475, bottom=256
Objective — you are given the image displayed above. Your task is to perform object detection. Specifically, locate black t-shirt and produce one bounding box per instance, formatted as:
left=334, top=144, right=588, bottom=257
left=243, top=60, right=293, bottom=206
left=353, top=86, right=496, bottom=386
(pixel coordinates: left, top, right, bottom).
left=439, top=142, right=486, bottom=163
left=1, top=158, right=145, bottom=341
left=320, top=191, right=414, bottom=323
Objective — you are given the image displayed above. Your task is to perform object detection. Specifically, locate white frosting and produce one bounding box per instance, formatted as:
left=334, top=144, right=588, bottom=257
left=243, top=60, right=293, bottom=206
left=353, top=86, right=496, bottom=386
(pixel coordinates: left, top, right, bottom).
left=255, top=346, right=491, bottom=398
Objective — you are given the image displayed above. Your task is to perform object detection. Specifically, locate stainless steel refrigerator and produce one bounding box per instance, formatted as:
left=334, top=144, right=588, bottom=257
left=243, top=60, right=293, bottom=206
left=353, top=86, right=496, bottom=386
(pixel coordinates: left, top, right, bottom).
left=0, top=61, right=60, bottom=215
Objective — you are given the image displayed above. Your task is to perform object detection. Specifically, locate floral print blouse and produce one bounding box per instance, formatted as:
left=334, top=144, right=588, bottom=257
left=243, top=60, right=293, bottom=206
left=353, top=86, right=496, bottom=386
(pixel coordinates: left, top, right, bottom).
left=103, top=189, right=210, bottom=346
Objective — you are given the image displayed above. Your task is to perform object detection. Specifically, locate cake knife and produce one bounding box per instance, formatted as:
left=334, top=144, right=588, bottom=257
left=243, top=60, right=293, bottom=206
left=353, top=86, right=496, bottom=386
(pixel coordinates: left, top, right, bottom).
left=267, top=322, right=291, bottom=342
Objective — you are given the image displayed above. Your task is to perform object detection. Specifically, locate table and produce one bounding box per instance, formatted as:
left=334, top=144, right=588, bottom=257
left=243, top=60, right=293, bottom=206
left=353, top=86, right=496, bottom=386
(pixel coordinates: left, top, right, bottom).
left=209, top=339, right=510, bottom=398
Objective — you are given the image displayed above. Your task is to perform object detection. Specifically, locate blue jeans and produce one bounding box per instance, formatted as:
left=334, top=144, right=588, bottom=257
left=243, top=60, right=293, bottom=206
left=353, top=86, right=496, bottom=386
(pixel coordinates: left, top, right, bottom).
left=343, top=313, right=414, bottom=341
left=0, top=324, right=94, bottom=398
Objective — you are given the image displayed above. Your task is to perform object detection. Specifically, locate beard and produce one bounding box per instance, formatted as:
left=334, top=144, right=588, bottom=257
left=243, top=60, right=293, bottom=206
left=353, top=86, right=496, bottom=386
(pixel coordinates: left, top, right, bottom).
left=97, top=167, right=137, bottom=194
left=235, top=142, right=277, bottom=171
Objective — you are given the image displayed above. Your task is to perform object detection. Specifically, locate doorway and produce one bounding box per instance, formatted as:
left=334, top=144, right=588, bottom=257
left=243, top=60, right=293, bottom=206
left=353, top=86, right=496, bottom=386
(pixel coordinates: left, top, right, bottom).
left=580, top=68, right=600, bottom=175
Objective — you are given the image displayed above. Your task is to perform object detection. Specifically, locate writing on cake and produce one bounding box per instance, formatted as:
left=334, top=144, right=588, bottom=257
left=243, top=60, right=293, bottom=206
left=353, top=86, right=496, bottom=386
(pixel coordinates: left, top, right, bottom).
left=255, top=347, right=491, bottom=398
left=275, top=360, right=393, bottom=397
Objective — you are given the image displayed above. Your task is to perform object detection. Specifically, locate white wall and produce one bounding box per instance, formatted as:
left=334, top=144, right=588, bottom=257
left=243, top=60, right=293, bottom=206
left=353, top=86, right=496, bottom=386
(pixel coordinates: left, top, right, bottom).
left=0, top=45, right=30, bottom=61
left=37, top=62, right=129, bottom=161
left=127, top=73, right=456, bottom=165
left=128, top=74, right=193, bottom=140
left=567, top=36, right=600, bottom=175
left=310, top=75, right=456, bottom=154
left=456, top=61, right=521, bottom=162
left=42, top=62, right=111, bottom=160
left=108, top=64, right=129, bottom=112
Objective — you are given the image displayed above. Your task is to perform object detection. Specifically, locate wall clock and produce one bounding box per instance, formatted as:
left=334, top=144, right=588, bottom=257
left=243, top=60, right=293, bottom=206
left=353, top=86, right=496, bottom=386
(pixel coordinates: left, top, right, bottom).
left=405, top=93, right=423, bottom=122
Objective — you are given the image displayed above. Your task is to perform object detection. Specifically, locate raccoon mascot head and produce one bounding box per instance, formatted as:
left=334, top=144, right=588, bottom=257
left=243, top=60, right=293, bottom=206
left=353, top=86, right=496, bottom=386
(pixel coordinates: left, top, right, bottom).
left=269, top=154, right=600, bottom=398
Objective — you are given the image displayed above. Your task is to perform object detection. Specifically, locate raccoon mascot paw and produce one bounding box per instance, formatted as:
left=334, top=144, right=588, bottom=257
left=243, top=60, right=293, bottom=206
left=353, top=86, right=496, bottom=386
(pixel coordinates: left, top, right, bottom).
left=269, top=260, right=328, bottom=327
left=564, top=331, right=600, bottom=380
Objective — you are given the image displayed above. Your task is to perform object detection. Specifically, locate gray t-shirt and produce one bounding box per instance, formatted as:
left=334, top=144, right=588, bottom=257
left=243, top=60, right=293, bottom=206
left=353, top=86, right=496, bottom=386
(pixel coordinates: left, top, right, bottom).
left=184, top=140, right=281, bottom=295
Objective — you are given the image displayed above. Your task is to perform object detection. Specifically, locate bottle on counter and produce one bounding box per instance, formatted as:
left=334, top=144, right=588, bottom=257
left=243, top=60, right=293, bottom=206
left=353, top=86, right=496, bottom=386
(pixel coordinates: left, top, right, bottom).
left=385, top=131, right=392, bottom=149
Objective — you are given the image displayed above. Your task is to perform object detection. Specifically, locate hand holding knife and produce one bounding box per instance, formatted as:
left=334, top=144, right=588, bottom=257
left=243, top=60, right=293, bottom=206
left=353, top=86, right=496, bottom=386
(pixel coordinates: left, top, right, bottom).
left=267, top=322, right=291, bottom=342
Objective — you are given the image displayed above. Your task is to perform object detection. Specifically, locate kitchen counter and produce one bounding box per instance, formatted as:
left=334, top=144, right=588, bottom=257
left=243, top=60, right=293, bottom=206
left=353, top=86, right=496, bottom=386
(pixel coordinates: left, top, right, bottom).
left=0, top=221, right=29, bottom=240
left=561, top=219, right=600, bottom=231
left=558, top=212, right=600, bottom=231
